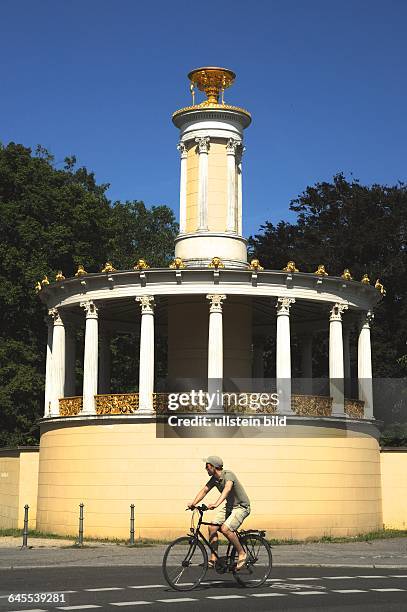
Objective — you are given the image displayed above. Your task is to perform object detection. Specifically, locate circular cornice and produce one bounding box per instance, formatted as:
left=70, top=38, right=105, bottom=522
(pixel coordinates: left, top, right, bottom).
left=172, top=105, right=251, bottom=129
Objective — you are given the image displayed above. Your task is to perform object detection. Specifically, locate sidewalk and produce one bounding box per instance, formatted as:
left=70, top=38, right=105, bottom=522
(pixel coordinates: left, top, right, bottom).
left=0, top=536, right=406, bottom=569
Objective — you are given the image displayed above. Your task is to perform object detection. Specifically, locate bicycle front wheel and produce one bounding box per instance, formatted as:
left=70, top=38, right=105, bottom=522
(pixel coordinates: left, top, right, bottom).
left=162, top=536, right=208, bottom=591
left=233, top=534, right=272, bottom=587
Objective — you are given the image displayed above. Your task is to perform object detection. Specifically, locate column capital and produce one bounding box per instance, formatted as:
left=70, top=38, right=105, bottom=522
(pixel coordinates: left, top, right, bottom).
left=360, top=310, right=374, bottom=329
left=80, top=300, right=98, bottom=319
left=206, top=294, right=226, bottom=313
left=48, top=307, right=64, bottom=325
left=177, top=141, right=188, bottom=159
left=236, top=143, right=245, bottom=162
left=136, top=295, right=155, bottom=314
left=276, top=297, right=295, bottom=315
left=195, top=136, right=210, bottom=153
left=329, top=302, right=349, bottom=322
left=226, top=138, right=242, bottom=155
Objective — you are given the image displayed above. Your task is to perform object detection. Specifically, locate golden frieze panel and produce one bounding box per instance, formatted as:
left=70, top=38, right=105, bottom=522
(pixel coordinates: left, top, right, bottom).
left=292, top=395, right=332, bottom=417
left=95, top=393, right=139, bottom=415
left=59, top=397, right=82, bottom=416
left=344, top=398, right=365, bottom=419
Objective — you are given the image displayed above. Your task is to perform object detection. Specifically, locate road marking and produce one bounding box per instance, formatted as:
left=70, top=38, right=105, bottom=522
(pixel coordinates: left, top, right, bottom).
left=371, top=588, right=405, bottom=592
left=323, top=576, right=354, bottom=579
left=128, top=585, right=165, bottom=589
left=357, top=575, right=387, bottom=579
left=333, top=589, right=368, bottom=593
left=57, top=607, right=102, bottom=610
left=251, top=593, right=288, bottom=597
left=389, top=575, right=407, bottom=578
left=156, top=598, right=198, bottom=603
left=7, top=609, right=47, bottom=612
left=294, top=591, right=326, bottom=595
left=111, top=603, right=152, bottom=607
left=267, top=578, right=285, bottom=582
left=86, top=588, right=123, bottom=592
left=287, top=577, right=319, bottom=581
left=207, top=595, right=247, bottom=599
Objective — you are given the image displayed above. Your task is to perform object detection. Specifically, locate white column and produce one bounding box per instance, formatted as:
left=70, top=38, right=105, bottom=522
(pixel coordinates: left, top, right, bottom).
left=81, top=300, right=99, bottom=414
left=358, top=311, right=374, bottom=419
left=44, top=314, right=54, bottom=417
left=276, top=297, right=295, bottom=414
left=49, top=308, right=65, bottom=416
left=195, top=136, right=210, bottom=231
left=177, top=142, right=188, bottom=234
left=343, top=326, right=351, bottom=397
left=137, top=296, right=155, bottom=413
left=236, top=144, right=244, bottom=236
left=300, top=334, right=313, bottom=394
left=64, top=326, right=76, bottom=397
left=207, top=294, right=226, bottom=411
left=98, top=332, right=111, bottom=395
left=226, top=139, right=241, bottom=233
left=252, top=337, right=264, bottom=379
left=329, top=303, right=348, bottom=416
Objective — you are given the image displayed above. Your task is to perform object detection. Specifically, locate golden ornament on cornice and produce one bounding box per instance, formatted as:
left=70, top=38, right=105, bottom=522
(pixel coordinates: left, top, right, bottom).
left=188, top=66, right=235, bottom=105
left=55, top=270, right=65, bottom=282
left=314, top=264, right=328, bottom=276
left=59, top=396, right=82, bottom=416
left=75, top=264, right=87, bottom=277
left=341, top=268, right=353, bottom=280
left=361, top=274, right=370, bottom=284
left=375, top=279, right=386, bottom=295
left=102, top=262, right=116, bottom=273
left=169, top=257, right=185, bottom=269
left=34, top=281, right=42, bottom=293
left=134, top=259, right=150, bottom=270
left=283, top=261, right=299, bottom=272
left=249, top=259, right=264, bottom=271
left=41, top=275, right=50, bottom=286
left=209, top=256, right=225, bottom=269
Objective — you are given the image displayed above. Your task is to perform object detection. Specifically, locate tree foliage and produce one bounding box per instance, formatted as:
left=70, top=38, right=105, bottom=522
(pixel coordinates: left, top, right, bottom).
left=249, top=173, right=407, bottom=379
left=0, top=142, right=177, bottom=446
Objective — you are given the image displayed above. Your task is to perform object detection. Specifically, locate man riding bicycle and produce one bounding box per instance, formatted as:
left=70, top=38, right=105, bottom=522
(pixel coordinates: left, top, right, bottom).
left=187, top=455, right=251, bottom=571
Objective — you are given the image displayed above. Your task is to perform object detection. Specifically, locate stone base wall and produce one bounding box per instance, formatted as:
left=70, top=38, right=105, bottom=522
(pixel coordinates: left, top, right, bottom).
left=36, top=420, right=382, bottom=540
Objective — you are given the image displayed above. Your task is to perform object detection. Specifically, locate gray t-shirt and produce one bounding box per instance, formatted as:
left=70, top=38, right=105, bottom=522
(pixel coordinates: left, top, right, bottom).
left=206, top=469, right=250, bottom=509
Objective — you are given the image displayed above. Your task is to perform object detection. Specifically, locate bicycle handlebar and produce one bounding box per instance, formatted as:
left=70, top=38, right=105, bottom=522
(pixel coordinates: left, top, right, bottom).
left=187, top=504, right=208, bottom=512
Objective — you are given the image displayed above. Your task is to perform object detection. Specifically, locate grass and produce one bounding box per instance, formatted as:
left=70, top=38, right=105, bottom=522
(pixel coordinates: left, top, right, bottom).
left=268, top=529, right=407, bottom=545
left=1, top=527, right=406, bottom=546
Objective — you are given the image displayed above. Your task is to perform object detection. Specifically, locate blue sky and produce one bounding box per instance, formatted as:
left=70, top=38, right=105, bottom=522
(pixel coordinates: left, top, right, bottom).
left=1, top=0, right=406, bottom=237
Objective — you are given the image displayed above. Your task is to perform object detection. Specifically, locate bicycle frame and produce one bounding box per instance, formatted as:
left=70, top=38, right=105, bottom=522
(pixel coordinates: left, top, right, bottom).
left=188, top=506, right=240, bottom=566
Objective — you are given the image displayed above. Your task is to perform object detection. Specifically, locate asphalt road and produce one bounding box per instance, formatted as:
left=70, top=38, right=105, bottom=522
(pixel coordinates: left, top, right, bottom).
left=0, top=566, right=406, bottom=612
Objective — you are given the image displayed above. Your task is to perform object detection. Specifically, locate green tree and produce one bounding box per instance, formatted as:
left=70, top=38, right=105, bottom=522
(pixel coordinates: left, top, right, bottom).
left=0, top=142, right=177, bottom=446
left=249, top=173, right=407, bottom=380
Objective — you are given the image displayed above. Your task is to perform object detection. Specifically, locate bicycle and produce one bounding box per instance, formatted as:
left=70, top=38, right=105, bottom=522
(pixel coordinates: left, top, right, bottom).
left=162, top=504, right=272, bottom=591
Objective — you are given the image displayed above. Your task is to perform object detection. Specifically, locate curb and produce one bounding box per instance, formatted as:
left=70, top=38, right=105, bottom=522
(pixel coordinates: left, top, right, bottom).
left=0, top=563, right=407, bottom=570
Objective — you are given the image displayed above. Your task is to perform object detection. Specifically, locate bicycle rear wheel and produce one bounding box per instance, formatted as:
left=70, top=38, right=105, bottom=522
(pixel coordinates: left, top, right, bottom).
left=162, top=536, right=208, bottom=591
left=232, top=533, right=272, bottom=587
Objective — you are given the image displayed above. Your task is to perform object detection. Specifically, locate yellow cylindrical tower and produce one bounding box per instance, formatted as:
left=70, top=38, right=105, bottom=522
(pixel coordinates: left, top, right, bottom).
left=173, top=67, right=251, bottom=268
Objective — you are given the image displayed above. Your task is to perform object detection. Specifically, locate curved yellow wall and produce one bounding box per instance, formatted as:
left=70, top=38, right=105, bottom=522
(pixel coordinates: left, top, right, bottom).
left=37, top=422, right=382, bottom=540
left=185, top=139, right=229, bottom=234
left=207, top=140, right=227, bottom=232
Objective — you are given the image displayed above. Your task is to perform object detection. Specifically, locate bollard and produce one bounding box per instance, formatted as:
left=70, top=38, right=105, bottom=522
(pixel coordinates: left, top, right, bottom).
left=77, top=503, right=84, bottom=547
left=129, top=504, right=135, bottom=546
left=21, top=504, right=29, bottom=549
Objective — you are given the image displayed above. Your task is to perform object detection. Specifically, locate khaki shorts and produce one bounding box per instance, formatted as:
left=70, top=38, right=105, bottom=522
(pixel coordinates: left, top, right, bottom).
left=212, top=504, right=251, bottom=531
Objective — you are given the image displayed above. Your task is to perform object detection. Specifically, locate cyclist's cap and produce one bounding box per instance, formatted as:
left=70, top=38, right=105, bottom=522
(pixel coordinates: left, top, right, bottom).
left=203, top=455, right=223, bottom=468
